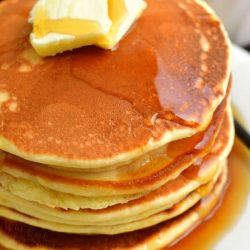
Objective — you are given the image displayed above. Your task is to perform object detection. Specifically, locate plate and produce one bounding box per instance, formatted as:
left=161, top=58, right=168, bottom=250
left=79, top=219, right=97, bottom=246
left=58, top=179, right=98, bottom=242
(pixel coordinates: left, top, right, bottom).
left=231, top=45, right=250, bottom=132
left=215, top=45, right=250, bottom=250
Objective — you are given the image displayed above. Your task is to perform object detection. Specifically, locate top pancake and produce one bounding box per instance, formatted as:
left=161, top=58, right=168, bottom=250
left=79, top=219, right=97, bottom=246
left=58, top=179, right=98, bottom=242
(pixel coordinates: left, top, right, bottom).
left=0, top=0, right=231, bottom=169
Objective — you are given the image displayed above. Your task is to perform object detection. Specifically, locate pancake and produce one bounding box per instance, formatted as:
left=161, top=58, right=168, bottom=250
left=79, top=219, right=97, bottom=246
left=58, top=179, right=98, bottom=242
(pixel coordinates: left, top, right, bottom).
left=0, top=166, right=228, bottom=250
left=0, top=101, right=232, bottom=212
left=0, top=0, right=231, bottom=169
left=0, top=93, right=229, bottom=201
left=0, top=160, right=224, bottom=234
left=0, top=164, right=223, bottom=235
left=0, top=0, right=233, bottom=249
left=0, top=107, right=234, bottom=233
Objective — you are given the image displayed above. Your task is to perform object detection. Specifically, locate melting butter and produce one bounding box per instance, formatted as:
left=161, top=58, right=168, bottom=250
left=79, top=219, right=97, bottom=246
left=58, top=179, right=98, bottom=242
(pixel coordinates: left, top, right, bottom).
left=29, top=0, right=147, bottom=57
left=97, top=0, right=147, bottom=49
left=33, top=8, right=103, bottom=38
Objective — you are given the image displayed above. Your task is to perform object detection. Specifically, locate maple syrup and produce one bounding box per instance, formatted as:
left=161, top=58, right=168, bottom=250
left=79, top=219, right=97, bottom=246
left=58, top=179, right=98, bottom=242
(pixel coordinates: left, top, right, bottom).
left=167, top=137, right=250, bottom=250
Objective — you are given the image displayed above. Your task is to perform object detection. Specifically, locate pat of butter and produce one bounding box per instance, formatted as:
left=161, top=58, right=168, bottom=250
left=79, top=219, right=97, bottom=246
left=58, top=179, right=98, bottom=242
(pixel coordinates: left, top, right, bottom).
left=97, top=0, right=147, bottom=49
left=29, top=0, right=147, bottom=57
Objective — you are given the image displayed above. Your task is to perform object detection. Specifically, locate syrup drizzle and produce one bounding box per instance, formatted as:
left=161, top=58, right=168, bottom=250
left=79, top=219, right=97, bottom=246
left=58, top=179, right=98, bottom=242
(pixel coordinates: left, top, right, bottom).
left=167, top=137, right=250, bottom=250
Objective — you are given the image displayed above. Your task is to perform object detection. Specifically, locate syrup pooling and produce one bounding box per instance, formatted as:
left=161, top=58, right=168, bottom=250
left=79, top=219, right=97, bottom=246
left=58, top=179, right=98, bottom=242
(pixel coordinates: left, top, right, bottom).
left=70, top=0, right=230, bottom=129
left=168, top=138, right=250, bottom=250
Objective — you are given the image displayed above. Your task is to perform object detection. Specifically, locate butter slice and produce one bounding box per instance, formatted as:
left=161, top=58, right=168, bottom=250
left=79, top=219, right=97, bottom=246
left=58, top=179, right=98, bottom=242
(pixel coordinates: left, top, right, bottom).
left=30, top=0, right=147, bottom=57
left=30, top=0, right=112, bottom=57
left=97, top=0, right=147, bottom=49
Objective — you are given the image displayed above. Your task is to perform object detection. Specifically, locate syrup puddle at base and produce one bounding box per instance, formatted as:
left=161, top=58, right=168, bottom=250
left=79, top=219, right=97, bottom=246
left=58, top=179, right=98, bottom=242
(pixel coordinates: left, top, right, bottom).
left=167, top=137, right=250, bottom=250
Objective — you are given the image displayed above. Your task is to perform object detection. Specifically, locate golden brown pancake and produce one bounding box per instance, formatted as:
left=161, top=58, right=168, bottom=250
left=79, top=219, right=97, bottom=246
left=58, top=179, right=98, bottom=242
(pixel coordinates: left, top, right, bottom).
left=0, top=0, right=233, bottom=249
left=0, top=0, right=231, bottom=169
left=0, top=93, right=229, bottom=201
left=0, top=103, right=233, bottom=216
left=0, top=167, right=222, bottom=234
left=0, top=106, right=234, bottom=234
left=0, top=167, right=228, bottom=250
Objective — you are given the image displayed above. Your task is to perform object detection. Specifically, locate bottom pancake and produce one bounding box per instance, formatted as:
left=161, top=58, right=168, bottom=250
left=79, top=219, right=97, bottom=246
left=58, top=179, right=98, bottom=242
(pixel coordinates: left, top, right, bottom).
left=0, top=165, right=227, bottom=250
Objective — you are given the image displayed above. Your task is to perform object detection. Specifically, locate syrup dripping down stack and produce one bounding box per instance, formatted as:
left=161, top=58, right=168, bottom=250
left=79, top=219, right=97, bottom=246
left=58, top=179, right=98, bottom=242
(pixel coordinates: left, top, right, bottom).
left=0, top=0, right=233, bottom=249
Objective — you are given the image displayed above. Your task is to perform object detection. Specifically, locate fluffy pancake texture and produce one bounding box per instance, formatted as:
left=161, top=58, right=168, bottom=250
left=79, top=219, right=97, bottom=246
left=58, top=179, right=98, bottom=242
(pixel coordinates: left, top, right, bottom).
left=0, top=0, right=231, bottom=169
left=0, top=0, right=233, bottom=249
left=0, top=95, right=227, bottom=202
left=0, top=167, right=228, bottom=250
left=0, top=106, right=234, bottom=236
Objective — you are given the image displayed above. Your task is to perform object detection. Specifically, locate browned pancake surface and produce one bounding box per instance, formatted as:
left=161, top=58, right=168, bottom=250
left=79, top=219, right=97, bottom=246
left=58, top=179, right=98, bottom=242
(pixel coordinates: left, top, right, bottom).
left=0, top=95, right=227, bottom=196
left=0, top=0, right=230, bottom=162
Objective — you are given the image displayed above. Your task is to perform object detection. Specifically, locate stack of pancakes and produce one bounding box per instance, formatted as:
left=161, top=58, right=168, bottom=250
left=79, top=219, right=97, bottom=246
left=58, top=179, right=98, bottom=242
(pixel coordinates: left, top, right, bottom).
left=0, top=0, right=233, bottom=249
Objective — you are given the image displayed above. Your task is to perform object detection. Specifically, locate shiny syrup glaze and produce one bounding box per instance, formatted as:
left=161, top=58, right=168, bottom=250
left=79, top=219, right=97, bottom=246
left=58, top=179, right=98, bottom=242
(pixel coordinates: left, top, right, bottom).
left=167, top=137, right=250, bottom=250
left=0, top=0, right=230, bottom=163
